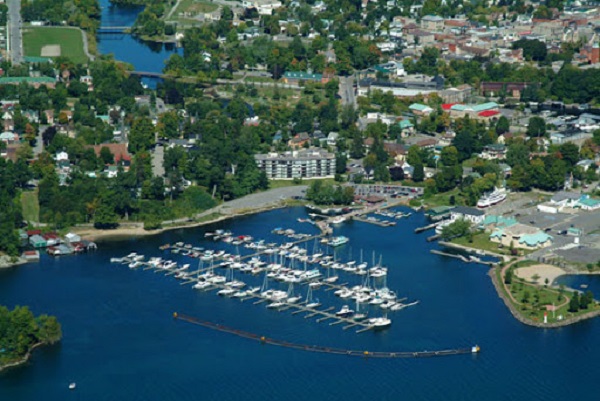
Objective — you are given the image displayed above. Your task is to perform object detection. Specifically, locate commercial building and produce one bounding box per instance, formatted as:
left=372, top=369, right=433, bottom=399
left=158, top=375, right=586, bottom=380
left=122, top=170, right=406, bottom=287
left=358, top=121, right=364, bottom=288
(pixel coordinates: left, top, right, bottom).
left=255, top=149, right=336, bottom=180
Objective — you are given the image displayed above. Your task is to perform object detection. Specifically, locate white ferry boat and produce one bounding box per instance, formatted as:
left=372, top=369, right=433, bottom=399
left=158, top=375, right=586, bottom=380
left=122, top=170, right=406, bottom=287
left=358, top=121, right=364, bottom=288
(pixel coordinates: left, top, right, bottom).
left=477, top=188, right=507, bottom=208
left=328, top=236, right=349, bottom=247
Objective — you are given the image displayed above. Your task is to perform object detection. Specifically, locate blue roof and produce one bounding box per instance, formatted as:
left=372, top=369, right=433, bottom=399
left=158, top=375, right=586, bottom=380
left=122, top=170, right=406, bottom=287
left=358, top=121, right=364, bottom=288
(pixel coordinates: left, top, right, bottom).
left=398, top=119, right=414, bottom=129
left=283, top=71, right=322, bottom=80
left=472, top=102, right=499, bottom=112
left=490, top=229, right=503, bottom=239
left=519, top=232, right=552, bottom=246
left=409, top=103, right=431, bottom=111
left=482, top=215, right=517, bottom=228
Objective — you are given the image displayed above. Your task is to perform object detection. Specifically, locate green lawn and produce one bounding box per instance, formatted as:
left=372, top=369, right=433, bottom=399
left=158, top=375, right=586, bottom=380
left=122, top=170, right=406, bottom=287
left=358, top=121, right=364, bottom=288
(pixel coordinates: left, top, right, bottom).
left=268, top=178, right=336, bottom=189
left=422, top=188, right=460, bottom=208
left=23, top=27, right=88, bottom=64
left=21, top=190, right=39, bottom=223
left=498, top=265, right=600, bottom=324
left=452, top=231, right=510, bottom=255
left=165, top=0, right=218, bottom=23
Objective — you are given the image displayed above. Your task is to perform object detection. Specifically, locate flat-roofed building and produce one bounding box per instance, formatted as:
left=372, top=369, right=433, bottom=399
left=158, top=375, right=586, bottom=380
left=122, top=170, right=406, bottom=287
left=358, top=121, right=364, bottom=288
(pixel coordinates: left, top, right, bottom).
left=255, top=149, right=336, bottom=180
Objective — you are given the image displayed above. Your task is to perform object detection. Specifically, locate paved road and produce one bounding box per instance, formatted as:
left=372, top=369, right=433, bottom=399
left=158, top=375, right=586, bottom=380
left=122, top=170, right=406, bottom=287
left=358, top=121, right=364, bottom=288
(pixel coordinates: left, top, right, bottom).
left=7, top=0, right=22, bottom=64
left=339, top=75, right=356, bottom=107
left=151, top=144, right=165, bottom=177
left=162, top=186, right=308, bottom=225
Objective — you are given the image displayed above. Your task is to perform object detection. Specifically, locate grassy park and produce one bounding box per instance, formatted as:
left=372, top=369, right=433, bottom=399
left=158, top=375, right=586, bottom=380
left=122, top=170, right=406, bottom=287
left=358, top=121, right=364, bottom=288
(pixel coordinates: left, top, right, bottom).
left=23, top=27, right=88, bottom=64
left=21, top=190, right=39, bottom=223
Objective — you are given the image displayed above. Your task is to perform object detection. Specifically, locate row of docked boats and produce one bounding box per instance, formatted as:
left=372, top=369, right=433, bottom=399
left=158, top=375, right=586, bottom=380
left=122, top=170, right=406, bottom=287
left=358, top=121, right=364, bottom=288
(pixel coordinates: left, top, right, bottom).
left=373, top=210, right=412, bottom=219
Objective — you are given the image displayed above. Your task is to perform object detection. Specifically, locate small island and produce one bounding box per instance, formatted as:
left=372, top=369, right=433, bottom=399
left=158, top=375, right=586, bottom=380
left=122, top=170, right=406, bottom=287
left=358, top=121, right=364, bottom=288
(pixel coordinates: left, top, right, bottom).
left=0, top=306, right=62, bottom=371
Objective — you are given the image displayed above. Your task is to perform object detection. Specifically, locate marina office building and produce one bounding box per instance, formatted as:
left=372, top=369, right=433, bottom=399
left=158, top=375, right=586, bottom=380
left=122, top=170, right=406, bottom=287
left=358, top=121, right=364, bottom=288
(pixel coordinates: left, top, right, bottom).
left=255, top=150, right=336, bottom=180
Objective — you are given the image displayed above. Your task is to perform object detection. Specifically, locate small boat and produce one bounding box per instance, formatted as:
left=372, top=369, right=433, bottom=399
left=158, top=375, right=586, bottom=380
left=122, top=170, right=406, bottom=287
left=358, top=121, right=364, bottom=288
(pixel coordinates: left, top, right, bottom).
left=331, top=216, right=346, bottom=225
left=335, top=305, right=354, bottom=318
left=233, top=290, right=248, bottom=298
left=217, top=288, right=236, bottom=296
left=323, top=276, right=339, bottom=283
left=193, top=281, right=212, bottom=290
left=69, top=383, right=76, bottom=390
left=368, top=317, right=392, bottom=330
left=266, top=301, right=286, bottom=309
left=110, top=257, right=124, bottom=263
left=306, top=301, right=321, bottom=308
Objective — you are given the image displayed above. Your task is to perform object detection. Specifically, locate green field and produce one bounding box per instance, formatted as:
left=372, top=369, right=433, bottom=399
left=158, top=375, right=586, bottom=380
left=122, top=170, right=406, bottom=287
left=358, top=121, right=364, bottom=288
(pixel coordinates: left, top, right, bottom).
left=23, top=27, right=88, bottom=64
left=21, top=190, right=39, bottom=223
left=166, top=0, right=218, bottom=23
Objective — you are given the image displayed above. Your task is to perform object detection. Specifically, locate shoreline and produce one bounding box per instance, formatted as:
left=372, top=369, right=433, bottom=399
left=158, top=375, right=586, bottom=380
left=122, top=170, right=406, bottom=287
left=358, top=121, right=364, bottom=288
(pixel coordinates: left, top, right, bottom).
left=73, top=203, right=290, bottom=242
left=0, top=342, right=44, bottom=373
left=489, top=264, right=600, bottom=329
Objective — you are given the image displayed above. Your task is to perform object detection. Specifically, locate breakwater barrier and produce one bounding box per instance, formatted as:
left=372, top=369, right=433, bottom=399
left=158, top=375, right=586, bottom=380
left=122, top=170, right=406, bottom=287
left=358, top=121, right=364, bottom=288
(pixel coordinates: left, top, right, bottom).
left=173, top=313, right=480, bottom=359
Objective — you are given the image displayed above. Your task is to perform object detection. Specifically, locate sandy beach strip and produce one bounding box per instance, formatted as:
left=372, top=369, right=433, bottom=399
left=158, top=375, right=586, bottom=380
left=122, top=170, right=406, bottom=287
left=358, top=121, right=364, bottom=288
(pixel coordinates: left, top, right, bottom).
left=514, top=264, right=566, bottom=285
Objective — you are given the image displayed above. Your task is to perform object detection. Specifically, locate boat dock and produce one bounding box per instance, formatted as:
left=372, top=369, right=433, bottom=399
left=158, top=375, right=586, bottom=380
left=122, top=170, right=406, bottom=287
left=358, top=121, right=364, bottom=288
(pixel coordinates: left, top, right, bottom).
left=353, top=216, right=396, bottom=227
left=415, top=221, right=443, bottom=233
left=174, top=313, right=481, bottom=359
left=430, top=249, right=496, bottom=266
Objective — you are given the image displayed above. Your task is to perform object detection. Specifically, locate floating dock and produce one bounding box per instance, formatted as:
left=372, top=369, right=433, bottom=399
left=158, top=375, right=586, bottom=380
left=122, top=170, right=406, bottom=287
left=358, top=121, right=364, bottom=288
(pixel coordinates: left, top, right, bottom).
left=174, top=313, right=481, bottom=359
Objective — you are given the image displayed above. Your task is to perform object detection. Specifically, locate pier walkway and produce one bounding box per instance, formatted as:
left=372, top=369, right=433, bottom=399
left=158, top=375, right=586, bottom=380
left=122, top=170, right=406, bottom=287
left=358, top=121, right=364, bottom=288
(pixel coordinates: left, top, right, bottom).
left=174, top=313, right=480, bottom=358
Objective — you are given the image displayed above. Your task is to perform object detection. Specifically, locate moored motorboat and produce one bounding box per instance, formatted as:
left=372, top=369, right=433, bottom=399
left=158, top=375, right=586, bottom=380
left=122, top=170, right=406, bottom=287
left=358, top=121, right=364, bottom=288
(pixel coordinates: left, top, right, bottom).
left=335, top=305, right=354, bottom=318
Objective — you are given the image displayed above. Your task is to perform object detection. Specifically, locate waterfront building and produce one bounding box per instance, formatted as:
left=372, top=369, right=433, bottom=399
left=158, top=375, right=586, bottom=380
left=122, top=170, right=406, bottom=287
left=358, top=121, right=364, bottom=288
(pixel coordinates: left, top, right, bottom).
left=255, top=149, right=336, bottom=180
left=489, top=224, right=553, bottom=250
left=450, top=206, right=485, bottom=225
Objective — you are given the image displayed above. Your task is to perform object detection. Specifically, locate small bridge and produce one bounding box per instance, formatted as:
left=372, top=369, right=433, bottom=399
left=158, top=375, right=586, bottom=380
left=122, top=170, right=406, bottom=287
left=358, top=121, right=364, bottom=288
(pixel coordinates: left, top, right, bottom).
left=97, top=26, right=130, bottom=34
left=129, top=71, right=167, bottom=78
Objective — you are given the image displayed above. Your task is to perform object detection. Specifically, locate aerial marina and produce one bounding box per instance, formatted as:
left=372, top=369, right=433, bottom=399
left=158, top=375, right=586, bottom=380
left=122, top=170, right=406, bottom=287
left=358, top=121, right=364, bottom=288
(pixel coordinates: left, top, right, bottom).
left=111, top=227, right=419, bottom=333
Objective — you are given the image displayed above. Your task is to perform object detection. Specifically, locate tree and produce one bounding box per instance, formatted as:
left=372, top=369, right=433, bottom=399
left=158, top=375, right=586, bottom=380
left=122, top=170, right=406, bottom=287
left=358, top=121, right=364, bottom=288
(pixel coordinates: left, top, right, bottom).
left=158, top=111, right=179, bottom=139
left=94, top=200, right=119, bottom=229
left=495, top=116, right=510, bottom=135
left=412, top=161, right=424, bottom=182
left=506, top=142, right=530, bottom=167
left=569, top=292, right=580, bottom=312
left=129, top=117, right=155, bottom=154
left=99, top=146, right=114, bottom=165
left=389, top=166, right=404, bottom=181
left=527, top=116, right=546, bottom=138
left=558, top=142, right=580, bottom=170
left=504, top=269, right=513, bottom=285
left=440, top=146, right=459, bottom=167
left=440, top=219, right=471, bottom=241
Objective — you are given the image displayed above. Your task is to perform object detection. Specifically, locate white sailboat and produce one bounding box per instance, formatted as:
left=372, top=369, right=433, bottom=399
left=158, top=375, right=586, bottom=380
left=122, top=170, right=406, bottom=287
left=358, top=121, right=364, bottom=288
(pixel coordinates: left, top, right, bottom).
left=305, top=285, right=321, bottom=309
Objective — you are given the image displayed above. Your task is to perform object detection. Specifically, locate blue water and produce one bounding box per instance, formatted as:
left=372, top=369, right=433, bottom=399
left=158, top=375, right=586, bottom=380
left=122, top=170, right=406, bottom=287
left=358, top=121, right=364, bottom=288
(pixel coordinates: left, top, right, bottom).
left=1, top=207, right=599, bottom=400
left=96, top=0, right=182, bottom=82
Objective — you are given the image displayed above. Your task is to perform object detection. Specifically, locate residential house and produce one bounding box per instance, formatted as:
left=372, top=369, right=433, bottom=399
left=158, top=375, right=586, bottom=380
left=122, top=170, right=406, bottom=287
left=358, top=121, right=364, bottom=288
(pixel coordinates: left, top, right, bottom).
left=91, top=143, right=132, bottom=169
left=0, top=131, right=18, bottom=144
left=409, top=103, right=433, bottom=116
left=288, top=132, right=311, bottom=148
left=421, top=15, right=444, bottom=32
left=397, top=119, right=414, bottom=137
left=479, top=144, right=507, bottom=160
left=326, top=132, right=339, bottom=147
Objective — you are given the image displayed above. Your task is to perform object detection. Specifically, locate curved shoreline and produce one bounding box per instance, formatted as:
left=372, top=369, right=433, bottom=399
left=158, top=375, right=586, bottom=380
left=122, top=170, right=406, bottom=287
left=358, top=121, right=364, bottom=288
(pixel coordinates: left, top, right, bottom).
left=73, top=203, right=289, bottom=242
left=0, top=342, right=44, bottom=373
left=489, top=265, right=600, bottom=328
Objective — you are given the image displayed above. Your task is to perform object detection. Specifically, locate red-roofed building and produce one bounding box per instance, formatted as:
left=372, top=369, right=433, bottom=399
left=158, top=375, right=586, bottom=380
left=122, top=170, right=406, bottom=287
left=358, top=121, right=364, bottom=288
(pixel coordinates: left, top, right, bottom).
left=90, top=143, right=132, bottom=168
left=27, top=230, right=42, bottom=237
left=478, top=110, right=500, bottom=117
left=442, top=103, right=457, bottom=111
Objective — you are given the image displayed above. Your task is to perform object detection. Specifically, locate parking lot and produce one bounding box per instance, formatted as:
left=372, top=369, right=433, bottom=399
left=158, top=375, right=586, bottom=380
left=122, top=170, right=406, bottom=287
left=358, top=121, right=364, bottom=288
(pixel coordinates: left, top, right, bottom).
left=518, top=209, right=600, bottom=265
